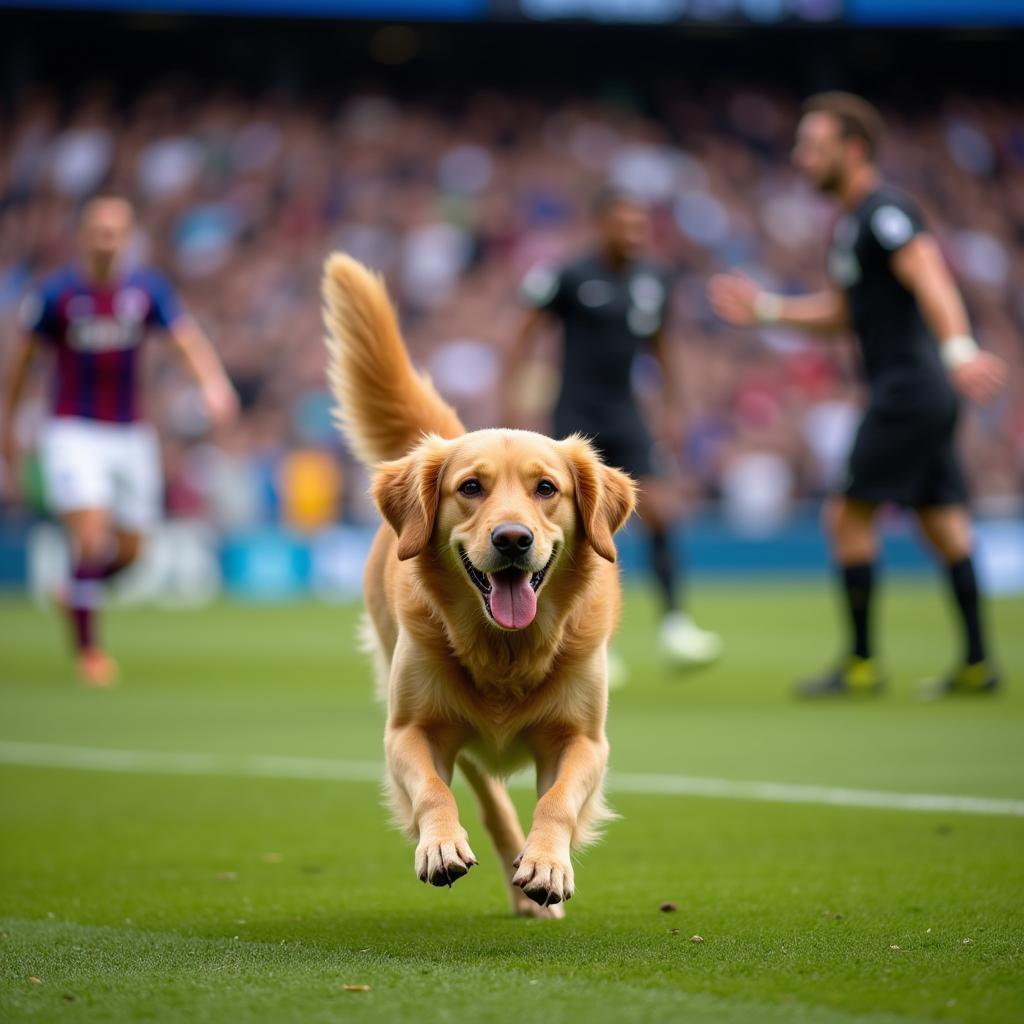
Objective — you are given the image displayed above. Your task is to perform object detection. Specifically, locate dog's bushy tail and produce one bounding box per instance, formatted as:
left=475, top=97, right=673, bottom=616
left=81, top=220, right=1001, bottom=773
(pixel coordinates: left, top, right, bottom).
left=322, top=253, right=465, bottom=465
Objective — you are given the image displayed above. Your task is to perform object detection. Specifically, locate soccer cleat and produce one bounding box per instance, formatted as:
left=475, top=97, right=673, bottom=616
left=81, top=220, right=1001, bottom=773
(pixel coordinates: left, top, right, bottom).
left=918, top=661, right=1001, bottom=701
left=77, top=648, right=119, bottom=689
left=796, top=656, right=885, bottom=698
left=659, top=612, right=723, bottom=669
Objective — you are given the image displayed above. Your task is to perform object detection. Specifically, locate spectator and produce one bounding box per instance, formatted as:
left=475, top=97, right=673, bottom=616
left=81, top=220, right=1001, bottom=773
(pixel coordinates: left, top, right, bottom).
left=1, top=83, right=1021, bottom=526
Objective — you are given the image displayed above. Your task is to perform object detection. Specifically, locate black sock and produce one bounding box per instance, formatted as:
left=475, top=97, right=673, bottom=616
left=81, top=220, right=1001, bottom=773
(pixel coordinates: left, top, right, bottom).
left=841, top=562, right=874, bottom=660
left=649, top=528, right=679, bottom=615
left=947, top=557, right=986, bottom=665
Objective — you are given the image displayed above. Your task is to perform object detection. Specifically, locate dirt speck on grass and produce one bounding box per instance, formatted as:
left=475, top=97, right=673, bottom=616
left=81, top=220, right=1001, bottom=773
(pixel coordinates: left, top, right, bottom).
left=659, top=902, right=677, bottom=913
left=690, top=935, right=704, bottom=943
left=27, top=976, right=42, bottom=985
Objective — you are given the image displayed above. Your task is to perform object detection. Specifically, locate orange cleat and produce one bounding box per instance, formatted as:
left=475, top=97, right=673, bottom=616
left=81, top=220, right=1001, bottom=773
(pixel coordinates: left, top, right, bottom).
left=77, top=648, right=120, bottom=689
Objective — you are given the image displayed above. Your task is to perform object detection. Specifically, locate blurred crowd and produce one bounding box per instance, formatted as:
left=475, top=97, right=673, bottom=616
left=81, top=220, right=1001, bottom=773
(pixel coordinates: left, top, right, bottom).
left=2, top=80, right=1022, bottom=532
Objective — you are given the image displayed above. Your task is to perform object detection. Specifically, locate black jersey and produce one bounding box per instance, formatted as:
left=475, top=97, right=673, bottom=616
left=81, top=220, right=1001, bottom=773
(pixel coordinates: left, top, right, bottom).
left=827, top=186, right=954, bottom=411
left=521, top=252, right=671, bottom=421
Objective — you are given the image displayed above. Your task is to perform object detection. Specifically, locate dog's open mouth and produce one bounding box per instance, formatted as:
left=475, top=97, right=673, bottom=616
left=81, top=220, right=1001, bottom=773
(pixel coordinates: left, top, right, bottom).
left=459, top=546, right=557, bottom=630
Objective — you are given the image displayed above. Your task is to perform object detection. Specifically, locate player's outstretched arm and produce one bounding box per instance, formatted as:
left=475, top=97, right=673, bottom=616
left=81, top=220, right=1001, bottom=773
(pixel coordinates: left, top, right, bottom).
left=169, top=316, right=239, bottom=427
left=890, top=236, right=1006, bottom=405
left=707, top=272, right=849, bottom=335
left=502, top=306, right=550, bottom=427
left=1, top=335, right=38, bottom=497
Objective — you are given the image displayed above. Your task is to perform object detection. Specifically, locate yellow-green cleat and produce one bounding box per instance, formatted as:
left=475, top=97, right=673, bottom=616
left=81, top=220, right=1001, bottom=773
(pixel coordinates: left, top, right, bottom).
left=795, top=656, right=886, bottom=698
left=918, top=661, right=1002, bottom=701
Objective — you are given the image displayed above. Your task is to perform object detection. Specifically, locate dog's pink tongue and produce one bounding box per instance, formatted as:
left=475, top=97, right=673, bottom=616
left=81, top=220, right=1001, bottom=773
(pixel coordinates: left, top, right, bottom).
left=488, top=571, right=537, bottom=630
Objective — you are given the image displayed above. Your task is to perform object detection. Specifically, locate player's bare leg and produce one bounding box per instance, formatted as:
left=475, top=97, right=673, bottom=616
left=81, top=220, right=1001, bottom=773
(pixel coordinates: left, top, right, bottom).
left=640, top=480, right=721, bottom=670
left=798, top=497, right=885, bottom=697
left=915, top=504, right=971, bottom=562
left=915, top=505, right=999, bottom=696
left=830, top=497, right=879, bottom=565
left=62, top=511, right=143, bottom=688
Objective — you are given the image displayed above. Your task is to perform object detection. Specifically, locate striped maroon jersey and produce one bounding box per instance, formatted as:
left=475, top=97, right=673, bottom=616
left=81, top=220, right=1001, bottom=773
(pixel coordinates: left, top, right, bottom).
left=20, top=265, right=182, bottom=423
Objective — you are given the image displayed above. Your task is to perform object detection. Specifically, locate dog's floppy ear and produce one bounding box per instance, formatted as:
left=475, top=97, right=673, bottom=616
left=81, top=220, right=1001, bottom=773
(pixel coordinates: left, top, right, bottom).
left=371, top=437, right=449, bottom=561
left=563, top=435, right=637, bottom=563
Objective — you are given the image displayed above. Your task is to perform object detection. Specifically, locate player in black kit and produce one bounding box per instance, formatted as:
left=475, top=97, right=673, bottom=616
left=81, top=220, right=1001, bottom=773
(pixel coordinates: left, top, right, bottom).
left=709, top=92, right=1006, bottom=698
left=508, top=189, right=721, bottom=671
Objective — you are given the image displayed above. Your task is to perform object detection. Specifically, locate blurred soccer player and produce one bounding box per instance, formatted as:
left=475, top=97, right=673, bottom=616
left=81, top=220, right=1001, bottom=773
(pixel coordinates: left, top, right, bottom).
left=708, top=92, right=1007, bottom=698
left=2, top=193, right=238, bottom=686
left=509, top=189, right=722, bottom=669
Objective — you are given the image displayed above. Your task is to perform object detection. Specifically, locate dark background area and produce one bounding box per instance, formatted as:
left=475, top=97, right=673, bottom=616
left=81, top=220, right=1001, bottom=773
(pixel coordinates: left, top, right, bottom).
left=1, top=9, right=1021, bottom=109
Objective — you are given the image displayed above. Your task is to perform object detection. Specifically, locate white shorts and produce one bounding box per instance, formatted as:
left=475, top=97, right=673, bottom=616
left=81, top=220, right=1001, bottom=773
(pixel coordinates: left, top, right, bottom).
left=40, top=417, right=163, bottom=530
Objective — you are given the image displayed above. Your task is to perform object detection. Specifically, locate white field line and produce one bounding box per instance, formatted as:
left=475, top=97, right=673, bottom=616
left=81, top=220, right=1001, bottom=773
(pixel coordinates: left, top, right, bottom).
left=1, top=740, right=1022, bottom=818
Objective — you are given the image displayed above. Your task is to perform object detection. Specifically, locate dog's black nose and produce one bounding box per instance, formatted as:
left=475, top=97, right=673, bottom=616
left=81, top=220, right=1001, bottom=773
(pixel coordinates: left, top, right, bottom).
left=491, top=522, right=534, bottom=554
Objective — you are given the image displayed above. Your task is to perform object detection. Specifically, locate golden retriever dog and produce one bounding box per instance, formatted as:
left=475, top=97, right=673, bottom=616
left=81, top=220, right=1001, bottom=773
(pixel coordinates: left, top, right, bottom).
left=322, top=253, right=635, bottom=918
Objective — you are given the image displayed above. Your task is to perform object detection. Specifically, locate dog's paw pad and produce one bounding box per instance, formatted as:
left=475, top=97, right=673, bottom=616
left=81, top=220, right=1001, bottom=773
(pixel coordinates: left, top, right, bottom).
left=512, top=851, right=574, bottom=906
left=415, top=837, right=478, bottom=888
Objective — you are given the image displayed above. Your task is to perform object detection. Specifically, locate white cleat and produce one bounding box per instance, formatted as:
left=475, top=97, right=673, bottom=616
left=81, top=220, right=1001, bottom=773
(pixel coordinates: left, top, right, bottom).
left=659, top=612, right=723, bottom=669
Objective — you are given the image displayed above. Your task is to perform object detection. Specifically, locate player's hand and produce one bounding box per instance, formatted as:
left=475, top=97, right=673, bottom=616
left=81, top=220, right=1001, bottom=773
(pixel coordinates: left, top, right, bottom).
left=707, top=272, right=761, bottom=327
left=951, top=352, right=1007, bottom=405
left=202, top=379, right=240, bottom=428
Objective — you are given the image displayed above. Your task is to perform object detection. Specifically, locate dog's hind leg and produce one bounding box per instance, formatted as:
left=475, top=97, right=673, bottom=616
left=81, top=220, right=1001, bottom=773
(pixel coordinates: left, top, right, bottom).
left=457, top=755, right=565, bottom=920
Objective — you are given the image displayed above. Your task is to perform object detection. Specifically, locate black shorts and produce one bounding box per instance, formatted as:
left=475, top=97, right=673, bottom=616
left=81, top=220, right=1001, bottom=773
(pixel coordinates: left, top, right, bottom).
left=844, top=400, right=967, bottom=507
left=553, top=406, right=655, bottom=479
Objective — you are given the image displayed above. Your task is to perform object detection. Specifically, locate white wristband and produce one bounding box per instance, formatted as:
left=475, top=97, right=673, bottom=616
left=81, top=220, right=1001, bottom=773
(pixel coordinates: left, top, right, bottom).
left=941, top=335, right=979, bottom=371
left=753, top=292, right=784, bottom=324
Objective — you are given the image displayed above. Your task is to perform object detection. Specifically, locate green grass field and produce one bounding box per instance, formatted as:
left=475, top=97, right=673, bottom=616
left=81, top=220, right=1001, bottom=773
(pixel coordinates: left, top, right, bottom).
left=1, top=581, right=1022, bottom=1024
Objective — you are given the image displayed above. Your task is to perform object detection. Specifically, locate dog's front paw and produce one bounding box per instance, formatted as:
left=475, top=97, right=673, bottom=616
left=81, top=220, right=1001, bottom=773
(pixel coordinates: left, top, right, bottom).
left=511, top=846, right=574, bottom=906
left=415, top=831, right=478, bottom=887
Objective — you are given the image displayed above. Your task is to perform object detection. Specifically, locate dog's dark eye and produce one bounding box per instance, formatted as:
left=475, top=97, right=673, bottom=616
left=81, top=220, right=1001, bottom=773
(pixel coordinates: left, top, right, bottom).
left=536, top=479, right=557, bottom=498
left=458, top=479, right=483, bottom=497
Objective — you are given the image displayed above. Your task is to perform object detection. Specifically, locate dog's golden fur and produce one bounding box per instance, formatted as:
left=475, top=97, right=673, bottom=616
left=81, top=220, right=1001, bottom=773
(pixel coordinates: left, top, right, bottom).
left=323, top=253, right=635, bottom=917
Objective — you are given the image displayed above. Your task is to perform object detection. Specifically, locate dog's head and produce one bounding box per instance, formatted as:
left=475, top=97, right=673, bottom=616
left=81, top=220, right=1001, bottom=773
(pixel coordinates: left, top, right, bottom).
left=371, top=429, right=635, bottom=631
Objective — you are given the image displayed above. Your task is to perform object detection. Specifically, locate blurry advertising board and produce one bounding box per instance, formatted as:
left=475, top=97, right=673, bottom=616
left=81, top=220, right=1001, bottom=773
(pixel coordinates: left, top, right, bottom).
left=508, top=0, right=842, bottom=22
left=5, top=0, right=1023, bottom=21
left=847, top=0, right=1024, bottom=24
